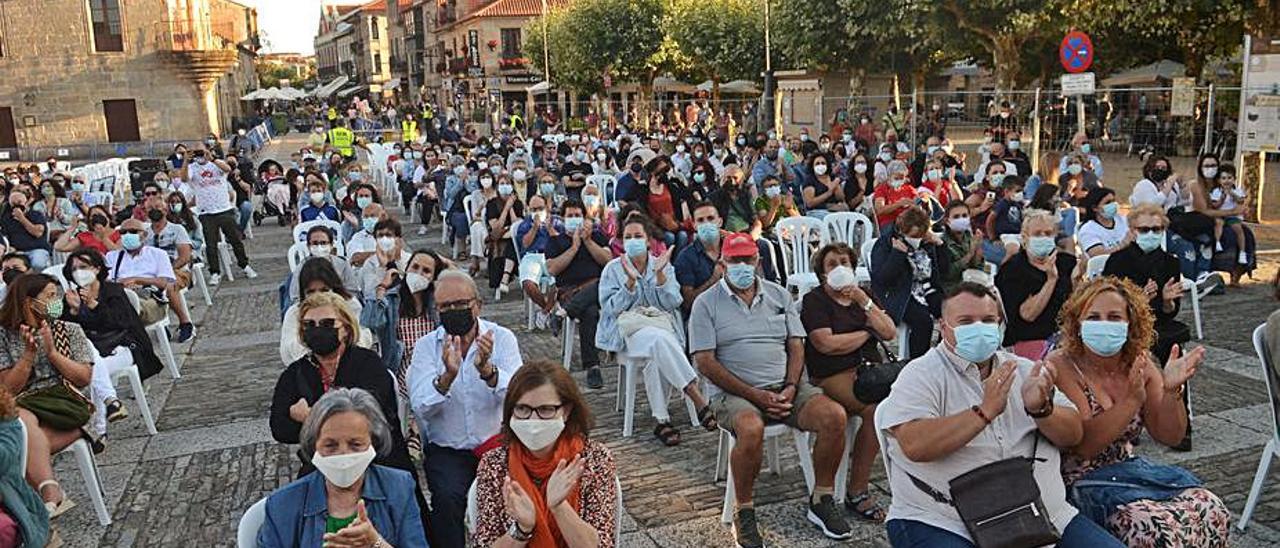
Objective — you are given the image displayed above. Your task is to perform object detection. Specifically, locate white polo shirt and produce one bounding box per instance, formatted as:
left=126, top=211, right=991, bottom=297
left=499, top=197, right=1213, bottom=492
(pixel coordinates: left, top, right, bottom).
left=105, top=247, right=176, bottom=283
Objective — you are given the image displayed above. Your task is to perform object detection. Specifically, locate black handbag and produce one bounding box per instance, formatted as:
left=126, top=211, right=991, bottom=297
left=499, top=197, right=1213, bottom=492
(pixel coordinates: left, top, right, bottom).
left=905, top=436, right=1061, bottom=548
left=852, top=336, right=907, bottom=404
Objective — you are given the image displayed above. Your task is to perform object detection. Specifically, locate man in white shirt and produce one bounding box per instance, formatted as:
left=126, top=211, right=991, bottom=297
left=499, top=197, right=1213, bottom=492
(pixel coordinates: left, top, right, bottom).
left=879, top=282, right=1122, bottom=547
left=345, top=202, right=385, bottom=267
left=186, top=147, right=256, bottom=284
left=142, top=196, right=197, bottom=342
left=409, top=270, right=521, bottom=548
left=106, top=219, right=179, bottom=326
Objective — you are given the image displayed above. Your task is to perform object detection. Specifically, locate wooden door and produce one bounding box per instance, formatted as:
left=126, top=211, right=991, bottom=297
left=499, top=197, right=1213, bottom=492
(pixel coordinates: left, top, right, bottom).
left=0, top=107, right=16, bottom=148
left=103, top=99, right=140, bottom=142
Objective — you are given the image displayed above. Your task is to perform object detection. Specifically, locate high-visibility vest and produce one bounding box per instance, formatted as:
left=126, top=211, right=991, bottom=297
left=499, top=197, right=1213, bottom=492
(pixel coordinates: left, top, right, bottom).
left=327, top=107, right=338, bottom=121
left=401, top=120, right=418, bottom=142
left=422, top=106, right=434, bottom=120
left=328, top=127, right=355, bottom=157
left=507, top=113, right=523, bottom=129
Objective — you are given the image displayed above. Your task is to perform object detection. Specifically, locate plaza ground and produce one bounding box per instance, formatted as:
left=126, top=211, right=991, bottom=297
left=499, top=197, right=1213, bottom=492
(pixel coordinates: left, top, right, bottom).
left=47, top=134, right=1280, bottom=546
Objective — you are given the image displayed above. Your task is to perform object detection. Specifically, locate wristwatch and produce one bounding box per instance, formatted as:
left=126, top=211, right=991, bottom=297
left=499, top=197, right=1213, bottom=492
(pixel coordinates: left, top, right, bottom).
left=862, top=299, right=876, bottom=312
left=508, top=521, right=534, bottom=541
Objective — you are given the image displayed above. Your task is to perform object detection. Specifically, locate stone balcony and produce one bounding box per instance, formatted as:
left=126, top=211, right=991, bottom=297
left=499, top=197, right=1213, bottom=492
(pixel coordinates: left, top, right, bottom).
left=155, top=18, right=246, bottom=89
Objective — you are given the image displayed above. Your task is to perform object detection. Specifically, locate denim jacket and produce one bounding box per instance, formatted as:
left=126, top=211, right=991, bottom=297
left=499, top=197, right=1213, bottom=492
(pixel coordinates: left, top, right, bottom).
left=1067, top=456, right=1203, bottom=526
left=257, top=465, right=428, bottom=548
left=362, top=289, right=403, bottom=373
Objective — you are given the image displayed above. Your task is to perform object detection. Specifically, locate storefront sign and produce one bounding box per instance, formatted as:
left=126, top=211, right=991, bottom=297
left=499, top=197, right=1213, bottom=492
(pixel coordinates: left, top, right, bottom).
left=505, top=74, right=543, bottom=84
left=467, top=30, right=480, bottom=68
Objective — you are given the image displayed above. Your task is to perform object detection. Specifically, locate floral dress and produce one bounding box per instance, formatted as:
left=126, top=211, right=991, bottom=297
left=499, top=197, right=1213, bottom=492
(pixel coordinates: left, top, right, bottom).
left=1062, top=367, right=1231, bottom=548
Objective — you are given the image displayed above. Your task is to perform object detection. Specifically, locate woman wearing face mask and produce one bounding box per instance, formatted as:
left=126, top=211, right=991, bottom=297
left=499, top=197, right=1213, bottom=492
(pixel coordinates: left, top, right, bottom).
left=467, top=171, right=498, bottom=277
left=59, top=249, right=164, bottom=443
left=471, top=360, right=617, bottom=547
left=596, top=215, right=717, bottom=447
left=1047, top=277, right=1229, bottom=547
left=1189, top=158, right=1256, bottom=287
left=843, top=152, right=872, bottom=215
left=0, top=273, right=94, bottom=518
left=53, top=204, right=118, bottom=255
left=939, top=202, right=984, bottom=291
left=484, top=175, right=525, bottom=294
left=259, top=387, right=428, bottom=548
left=580, top=184, right=616, bottom=241
left=801, top=243, right=896, bottom=521
left=589, top=146, right=618, bottom=177
left=1058, top=152, right=1100, bottom=205
left=165, top=193, right=204, bottom=254
left=872, top=160, right=917, bottom=229
left=281, top=259, right=372, bottom=365
left=917, top=157, right=962, bottom=211
left=31, top=179, right=75, bottom=242
left=1079, top=187, right=1130, bottom=258
left=869, top=206, right=945, bottom=359
left=995, top=210, right=1076, bottom=359
left=801, top=152, right=848, bottom=219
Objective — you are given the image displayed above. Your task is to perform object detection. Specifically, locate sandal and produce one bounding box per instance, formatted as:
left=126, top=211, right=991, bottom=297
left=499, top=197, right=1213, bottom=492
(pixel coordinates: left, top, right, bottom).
left=844, top=491, right=886, bottom=522
left=653, top=422, right=681, bottom=446
left=38, top=480, right=76, bottom=519
left=696, top=405, right=719, bottom=432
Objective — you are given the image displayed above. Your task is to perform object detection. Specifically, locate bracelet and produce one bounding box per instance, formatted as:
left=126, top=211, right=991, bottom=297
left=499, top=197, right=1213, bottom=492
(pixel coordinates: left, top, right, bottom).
left=1026, top=400, right=1054, bottom=419
left=508, top=521, right=534, bottom=541
left=480, top=366, right=498, bottom=383
left=971, top=405, right=992, bottom=425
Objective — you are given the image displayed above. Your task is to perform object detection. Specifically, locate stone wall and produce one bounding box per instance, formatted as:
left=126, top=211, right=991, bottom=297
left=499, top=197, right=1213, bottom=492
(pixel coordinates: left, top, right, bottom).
left=0, top=0, right=256, bottom=153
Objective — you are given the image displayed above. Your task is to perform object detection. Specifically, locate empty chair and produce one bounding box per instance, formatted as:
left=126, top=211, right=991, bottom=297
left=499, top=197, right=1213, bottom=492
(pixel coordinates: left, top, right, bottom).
left=775, top=216, right=827, bottom=298
left=1239, top=324, right=1280, bottom=531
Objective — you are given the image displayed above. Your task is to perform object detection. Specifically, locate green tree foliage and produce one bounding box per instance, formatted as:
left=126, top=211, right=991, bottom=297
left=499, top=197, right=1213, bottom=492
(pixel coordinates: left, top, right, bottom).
left=1074, top=0, right=1246, bottom=79
left=665, top=0, right=765, bottom=84
left=771, top=0, right=863, bottom=73
left=525, top=0, right=665, bottom=94
left=938, top=0, right=1069, bottom=91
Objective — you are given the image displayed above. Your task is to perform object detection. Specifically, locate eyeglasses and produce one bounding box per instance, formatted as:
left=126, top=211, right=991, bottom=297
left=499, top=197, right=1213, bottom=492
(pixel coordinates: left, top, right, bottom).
left=1133, top=226, right=1165, bottom=234
left=143, top=191, right=160, bottom=197
left=512, top=403, right=564, bottom=420
left=438, top=298, right=473, bottom=312
left=301, top=318, right=339, bottom=329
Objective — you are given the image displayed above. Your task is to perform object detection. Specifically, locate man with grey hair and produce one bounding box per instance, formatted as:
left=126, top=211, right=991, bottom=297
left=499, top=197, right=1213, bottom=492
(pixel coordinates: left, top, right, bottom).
left=408, top=269, right=522, bottom=547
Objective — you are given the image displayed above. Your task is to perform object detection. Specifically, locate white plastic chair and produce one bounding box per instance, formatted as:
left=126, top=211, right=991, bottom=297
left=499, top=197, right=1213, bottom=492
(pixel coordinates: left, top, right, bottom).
left=775, top=216, right=827, bottom=298
left=613, top=348, right=700, bottom=437
left=189, top=262, right=213, bottom=305
left=293, top=219, right=345, bottom=245
left=461, top=193, right=483, bottom=260
left=560, top=318, right=580, bottom=370
left=217, top=234, right=236, bottom=282
left=90, top=345, right=158, bottom=436
left=286, top=242, right=310, bottom=272
left=124, top=288, right=180, bottom=379
left=58, top=439, right=111, bottom=525
left=717, top=424, right=815, bottom=523
left=1085, top=254, right=1109, bottom=280
left=856, top=237, right=876, bottom=284
left=823, top=212, right=874, bottom=248
left=796, top=419, right=859, bottom=504
left=587, top=174, right=617, bottom=205
left=1239, top=324, right=1280, bottom=531
left=42, top=265, right=69, bottom=290
left=236, top=496, right=269, bottom=547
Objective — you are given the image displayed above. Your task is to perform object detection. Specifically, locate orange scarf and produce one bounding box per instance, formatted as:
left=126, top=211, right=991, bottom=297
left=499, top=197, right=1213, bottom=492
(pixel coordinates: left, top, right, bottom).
left=507, top=435, right=586, bottom=548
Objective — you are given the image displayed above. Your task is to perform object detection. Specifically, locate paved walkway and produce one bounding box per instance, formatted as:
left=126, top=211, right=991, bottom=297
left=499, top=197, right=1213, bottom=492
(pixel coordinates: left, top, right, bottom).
left=53, top=134, right=1280, bottom=546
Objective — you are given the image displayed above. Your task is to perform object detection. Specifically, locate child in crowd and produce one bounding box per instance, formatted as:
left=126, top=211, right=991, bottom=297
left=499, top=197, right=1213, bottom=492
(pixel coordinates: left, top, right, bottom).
left=1207, top=165, right=1248, bottom=263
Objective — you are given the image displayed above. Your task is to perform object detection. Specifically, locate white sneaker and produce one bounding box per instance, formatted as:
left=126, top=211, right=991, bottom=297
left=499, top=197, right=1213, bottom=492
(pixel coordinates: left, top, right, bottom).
left=209, top=274, right=221, bottom=286
left=243, top=265, right=258, bottom=279
left=1238, top=251, right=1249, bottom=265
left=417, top=226, right=428, bottom=236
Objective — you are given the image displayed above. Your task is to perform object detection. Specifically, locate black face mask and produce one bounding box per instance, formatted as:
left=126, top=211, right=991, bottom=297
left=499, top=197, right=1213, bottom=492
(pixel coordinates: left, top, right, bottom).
left=1, top=268, right=23, bottom=285
left=302, top=325, right=341, bottom=356
left=147, top=209, right=164, bottom=222
left=629, top=163, right=643, bottom=173
left=1150, top=168, right=1170, bottom=183
left=439, top=308, right=475, bottom=336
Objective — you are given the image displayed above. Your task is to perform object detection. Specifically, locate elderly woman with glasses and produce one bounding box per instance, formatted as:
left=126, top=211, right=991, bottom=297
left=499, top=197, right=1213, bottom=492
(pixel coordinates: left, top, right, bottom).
left=258, top=388, right=428, bottom=548
left=471, top=360, right=617, bottom=548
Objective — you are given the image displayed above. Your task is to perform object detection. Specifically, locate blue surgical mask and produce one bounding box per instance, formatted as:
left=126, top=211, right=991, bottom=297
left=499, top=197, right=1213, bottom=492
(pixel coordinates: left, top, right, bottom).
left=950, top=321, right=1002, bottom=363
left=356, top=196, right=372, bottom=209
left=1081, top=320, right=1128, bottom=357
left=564, top=217, right=583, bottom=232
left=1080, top=143, right=1092, bottom=154
left=696, top=222, right=719, bottom=244
left=121, top=232, right=142, bottom=251
left=362, top=217, right=378, bottom=232
left=726, top=263, right=755, bottom=289
left=1027, top=236, right=1056, bottom=258
left=1136, top=230, right=1164, bottom=253
left=498, top=183, right=513, bottom=196
left=623, top=237, right=647, bottom=258
left=1100, top=202, right=1119, bottom=220
left=583, top=195, right=600, bottom=209
left=540, top=183, right=555, bottom=195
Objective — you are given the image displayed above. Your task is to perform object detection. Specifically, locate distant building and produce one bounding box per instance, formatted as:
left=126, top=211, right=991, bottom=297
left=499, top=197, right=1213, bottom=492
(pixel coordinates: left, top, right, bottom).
left=0, top=0, right=261, bottom=159
left=259, top=52, right=317, bottom=87
left=314, top=0, right=392, bottom=101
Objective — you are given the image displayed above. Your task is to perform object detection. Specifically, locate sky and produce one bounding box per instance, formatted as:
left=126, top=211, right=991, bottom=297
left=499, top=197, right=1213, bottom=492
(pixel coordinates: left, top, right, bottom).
left=249, top=0, right=332, bottom=55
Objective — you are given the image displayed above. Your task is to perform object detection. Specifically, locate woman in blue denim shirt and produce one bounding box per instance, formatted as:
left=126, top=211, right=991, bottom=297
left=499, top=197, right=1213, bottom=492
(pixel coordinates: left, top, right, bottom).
left=258, top=388, right=429, bottom=548
left=1047, top=277, right=1230, bottom=547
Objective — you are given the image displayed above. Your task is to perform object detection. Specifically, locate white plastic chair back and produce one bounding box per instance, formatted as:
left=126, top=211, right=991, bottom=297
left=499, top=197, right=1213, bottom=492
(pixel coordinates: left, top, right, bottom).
left=42, top=265, right=69, bottom=290
left=1085, top=254, right=1109, bottom=280
left=776, top=216, right=826, bottom=279
left=287, top=242, right=310, bottom=272
left=236, top=497, right=269, bottom=548
left=860, top=238, right=877, bottom=271
left=463, top=193, right=482, bottom=223
left=293, top=219, right=344, bottom=244
left=823, top=212, right=873, bottom=248
left=17, top=418, right=27, bottom=474
left=124, top=287, right=142, bottom=313
left=587, top=174, right=617, bottom=204
left=1253, top=325, right=1280, bottom=444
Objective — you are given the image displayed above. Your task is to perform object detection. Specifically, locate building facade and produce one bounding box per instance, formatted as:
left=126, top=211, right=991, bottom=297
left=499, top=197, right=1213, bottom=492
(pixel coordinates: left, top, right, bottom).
left=314, top=0, right=392, bottom=99
left=0, top=0, right=260, bottom=159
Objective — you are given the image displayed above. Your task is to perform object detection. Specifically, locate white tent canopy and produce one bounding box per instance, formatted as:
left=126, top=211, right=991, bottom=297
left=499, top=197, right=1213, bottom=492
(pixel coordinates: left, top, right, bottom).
left=695, top=79, right=760, bottom=94
left=311, top=76, right=350, bottom=98
left=525, top=81, right=553, bottom=93
left=653, top=76, right=695, bottom=93
left=240, top=87, right=304, bottom=101
left=1101, top=60, right=1186, bottom=87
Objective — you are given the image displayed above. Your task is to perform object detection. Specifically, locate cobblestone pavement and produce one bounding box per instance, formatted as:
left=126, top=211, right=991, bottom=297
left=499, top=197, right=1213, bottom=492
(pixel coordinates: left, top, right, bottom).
left=54, top=134, right=1280, bottom=546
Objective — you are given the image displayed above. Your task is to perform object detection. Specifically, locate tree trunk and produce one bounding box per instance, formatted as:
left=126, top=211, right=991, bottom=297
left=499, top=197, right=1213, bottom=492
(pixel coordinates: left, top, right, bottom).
left=992, top=36, right=1023, bottom=97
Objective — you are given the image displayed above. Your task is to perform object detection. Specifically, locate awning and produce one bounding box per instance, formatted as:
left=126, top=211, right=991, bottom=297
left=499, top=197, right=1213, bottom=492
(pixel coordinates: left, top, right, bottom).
left=525, top=81, right=552, bottom=93
left=653, top=76, right=695, bottom=93
left=1101, top=60, right=1186, bottom=87
left=385, top=77, right=401, bottom=89
left=336, top=85, right=366, bottom=98
left=695, top=79, right=760, bottom=94
left=312, top=76, right=350, bottom=98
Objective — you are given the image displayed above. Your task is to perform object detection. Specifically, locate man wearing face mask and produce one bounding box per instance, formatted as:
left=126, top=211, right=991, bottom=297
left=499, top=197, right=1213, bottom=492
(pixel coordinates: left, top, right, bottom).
left=676, top=202, right=727, bottom=315
left=996, top=210, right=1076, bottom=360
left=690, top=233, right=855, bottom=545
left=559, top=145, right=593, bottom=201
left=1057, top=132, right=1105, bottom=180
left=0, top=253, right=31, bottom=303
left=1, top=190, right=50, bottom=269
left=105, top=219, right=179, bottom=327
left=544, top=199, right=611, bottom=388
left=289, top=226, right=361, bottom=306
left=878, top=282, right=1114, bottom=548
left=346, top=203, right=386, bottom=268
left=408, top=270, right=522, bottom=548
left=187, top=147, right=255, bottom=283
left=615, top=148, right=655, bottom=208
left=749, top=138, right=794, bottom=196
left=142, top=195, right=198, bottom=342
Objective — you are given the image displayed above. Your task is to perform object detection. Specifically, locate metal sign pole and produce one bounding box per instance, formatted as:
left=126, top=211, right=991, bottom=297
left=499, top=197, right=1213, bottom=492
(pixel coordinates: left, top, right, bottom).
left=1202, top=83, right=1215, bottom=155
left=1032, top=87, right=1042, bottom=175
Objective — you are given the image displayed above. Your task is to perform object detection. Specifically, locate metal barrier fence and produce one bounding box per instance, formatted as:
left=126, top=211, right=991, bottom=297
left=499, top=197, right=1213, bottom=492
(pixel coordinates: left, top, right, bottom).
left=1, top=121, right=275, bottom=167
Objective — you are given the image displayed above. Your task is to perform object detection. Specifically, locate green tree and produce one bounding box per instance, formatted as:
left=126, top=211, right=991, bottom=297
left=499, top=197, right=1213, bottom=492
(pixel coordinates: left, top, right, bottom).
left=525, top=0, right=665, bottom=95
left=938, top=0, right=1070, bottom=91
left=665, top=0, right=766, bottom=96
left=1074, top=1, right=1246, bottom=80
left=771, top=0, right=863, bottom=73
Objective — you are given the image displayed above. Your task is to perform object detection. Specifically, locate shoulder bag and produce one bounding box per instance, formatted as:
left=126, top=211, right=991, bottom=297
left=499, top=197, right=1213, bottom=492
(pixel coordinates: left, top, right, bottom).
left=852, top=335, right=907, bottom=404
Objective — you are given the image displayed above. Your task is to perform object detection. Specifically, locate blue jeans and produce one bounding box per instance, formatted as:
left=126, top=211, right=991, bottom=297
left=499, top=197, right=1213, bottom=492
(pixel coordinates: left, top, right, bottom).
left=237, top=200, right=253, bottom=232
left=887, top=516, right=1124, bottom=548
left=422, top=443, right=479, bottom=548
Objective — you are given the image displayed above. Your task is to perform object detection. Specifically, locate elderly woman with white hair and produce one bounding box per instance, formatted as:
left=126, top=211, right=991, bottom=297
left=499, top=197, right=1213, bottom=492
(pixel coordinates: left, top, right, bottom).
left=871, top=160, right=919, bottom=230
left=258, top=387, right=429, bottom=548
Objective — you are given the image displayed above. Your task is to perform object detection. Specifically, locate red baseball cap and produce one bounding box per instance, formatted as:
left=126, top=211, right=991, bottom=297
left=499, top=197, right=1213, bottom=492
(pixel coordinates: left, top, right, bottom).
left=721, top=233, right=758, bottom=259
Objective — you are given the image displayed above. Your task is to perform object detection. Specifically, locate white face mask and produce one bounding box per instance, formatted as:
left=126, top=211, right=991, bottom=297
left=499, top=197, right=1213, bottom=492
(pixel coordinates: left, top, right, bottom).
left=826, top=265, right=856, bottom=290
left=509, top=417, right=565, bottom=451
left=310, top=446, right=376, bottom=488
left=377, top=236, right=396, bottom=251
left=853, top=162, right=868, bottom=174
left=309, top=244, right=332, bottom=257
left=405, top=272, right=431, bottom=293
left=72, top=269, right=96, bottom=287
left=813, top=164, right=828, bottom=176
left=310, top=192, right=325, bottom=205
left=479, top=177, right=493, bottom=188
left=512, top=168, right=528, bottom=181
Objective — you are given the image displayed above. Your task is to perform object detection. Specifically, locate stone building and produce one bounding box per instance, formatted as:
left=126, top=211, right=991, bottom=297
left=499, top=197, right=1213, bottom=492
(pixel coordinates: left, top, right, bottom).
left=0, top=0, right=260, bottom=160
left=314, top=0, right=392, bottom=99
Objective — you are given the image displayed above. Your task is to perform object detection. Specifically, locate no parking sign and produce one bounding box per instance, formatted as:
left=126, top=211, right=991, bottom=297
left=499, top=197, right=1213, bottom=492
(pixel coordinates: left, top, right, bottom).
left=1060, top=30, right=1094, bottom=74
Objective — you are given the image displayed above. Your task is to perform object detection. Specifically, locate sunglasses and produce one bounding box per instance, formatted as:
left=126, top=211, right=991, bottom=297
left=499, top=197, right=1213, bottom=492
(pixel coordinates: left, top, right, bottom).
left=119, top=229, right=143, bottom=235
left=144, top=191, right=160, bottom=197
left=1133, top=226, right=1165, bottom=234
left=301, top=318, right=339, bottom=329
